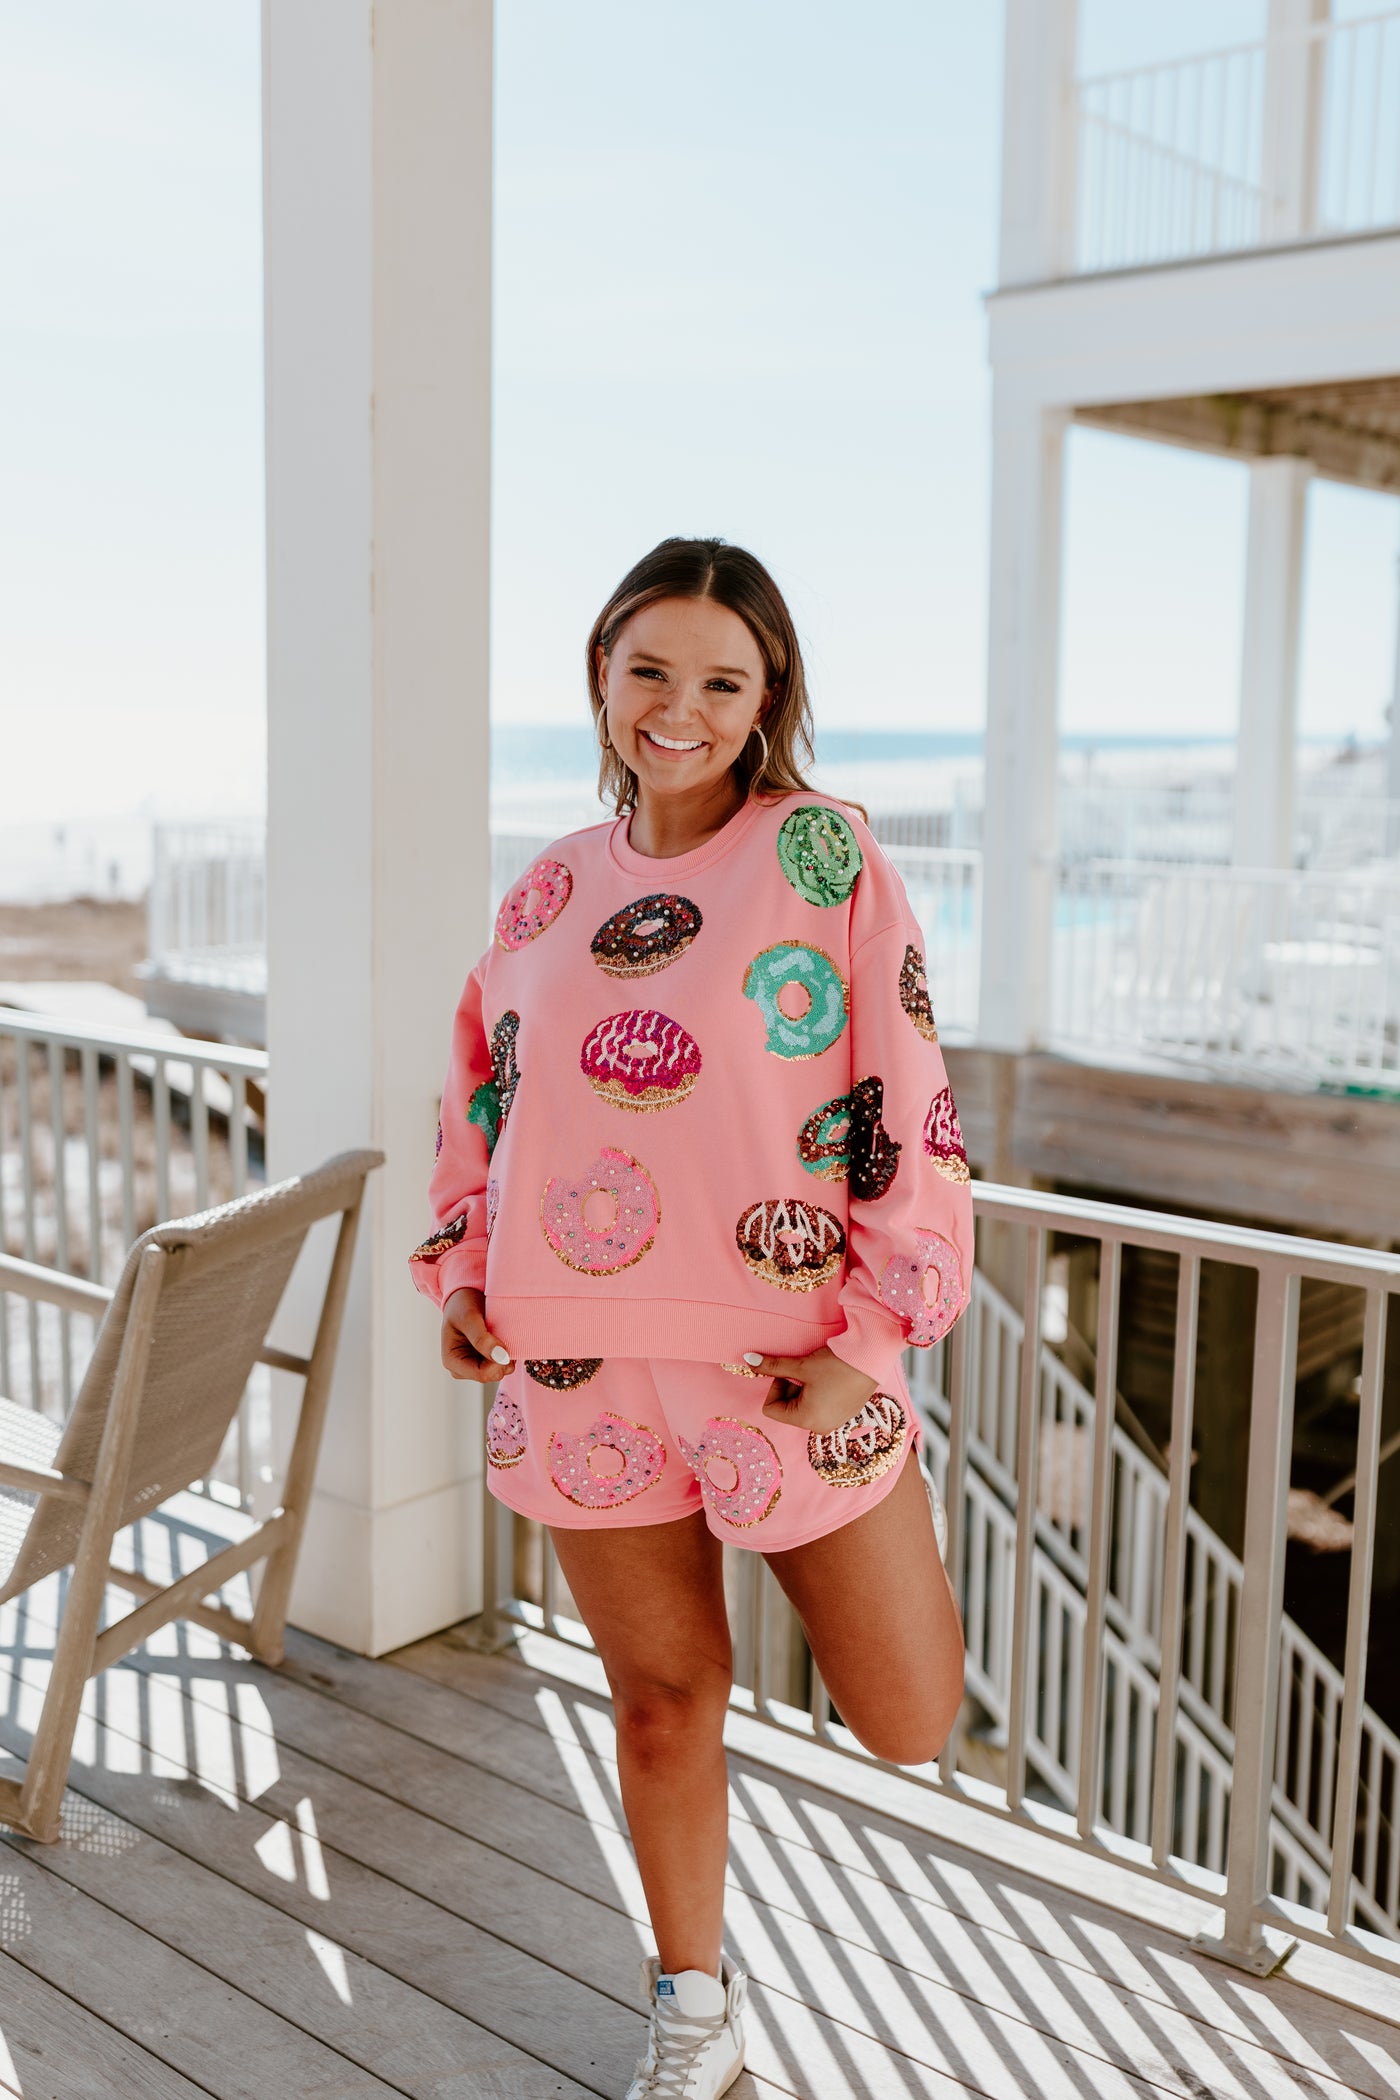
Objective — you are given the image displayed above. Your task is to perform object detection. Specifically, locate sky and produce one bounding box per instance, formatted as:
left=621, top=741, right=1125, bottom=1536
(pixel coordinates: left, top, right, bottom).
left=1, top=0, right=1397, bottom=822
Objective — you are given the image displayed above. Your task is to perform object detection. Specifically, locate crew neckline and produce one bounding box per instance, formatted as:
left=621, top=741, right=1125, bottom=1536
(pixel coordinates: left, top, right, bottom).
left=607, top=789, right=791, bottom=879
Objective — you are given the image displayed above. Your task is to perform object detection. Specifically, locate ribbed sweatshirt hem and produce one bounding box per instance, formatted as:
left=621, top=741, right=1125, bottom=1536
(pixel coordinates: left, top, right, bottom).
left=484, top=1295, right=844, bottom=1364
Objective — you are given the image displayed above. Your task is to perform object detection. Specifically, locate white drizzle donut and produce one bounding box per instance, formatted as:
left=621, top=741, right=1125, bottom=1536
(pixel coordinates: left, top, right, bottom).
left=580, top=1008, right=701, bottom=1112
left=878, top=1228, right=965, bottom=1346
left=735, top=1196, right=845, bottom=1291
left=547, top=1411, right=666, bottom=1508
left=678, top=1417, right=782, bottom=1528
left=495, top=856, right=572, bottom=950
left=807, top=1393, right=908, bottom=1487
left=485, top=1392, right=528, bottom=1469
left=540, top=1146, right=660, bottom=1273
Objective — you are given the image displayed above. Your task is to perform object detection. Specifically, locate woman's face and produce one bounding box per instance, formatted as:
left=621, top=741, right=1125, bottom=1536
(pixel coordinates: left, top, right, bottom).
left=597, top=595, right=769, bottom=801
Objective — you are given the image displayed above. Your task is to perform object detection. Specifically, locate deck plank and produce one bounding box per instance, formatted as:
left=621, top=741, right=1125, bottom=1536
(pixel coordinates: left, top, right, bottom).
left=0, top=1946, right=215, bottom=2100
left=1, top=1582, right=1389, bottom=2100
left=2, top=1786, right=601, bottom=2099
left=0, top=1844, right=405, bottom=2099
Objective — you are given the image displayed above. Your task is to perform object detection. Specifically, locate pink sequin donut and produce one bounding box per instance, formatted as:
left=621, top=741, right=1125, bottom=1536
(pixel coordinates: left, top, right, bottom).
left=878, top=1228, right=965, bottom=1346
left=485, top=1392, right=528, bottom=1469
left=678, top=1417, right=782, bottom=1528
left=540, top=1145, right=660, bottom=1273
left=580, top=1009, right=701, bottom=1112
left=547, top=1411, right=666, bottom=1508
left=495, top=856, right=572, bottom=951
left=486, top=1177, right=500, bottom=1238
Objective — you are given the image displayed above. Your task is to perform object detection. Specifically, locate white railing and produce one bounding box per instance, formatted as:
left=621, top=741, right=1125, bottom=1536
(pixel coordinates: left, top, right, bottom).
left=1076, top=10, right=1400, bottom=273
left=0, top=1008, right=270, bottom=1509
left=911, top=1270, right=1400, bottom=1939
left=145, top=819, right=267, bottom=1001
left=884, top=846, right=981, bottom=1039
left=478, top=1184, right=1400, bottom=1979
left=1051, top=857, right=1400, bottom=1088
left=1056, top=784, right=1400, bottom=874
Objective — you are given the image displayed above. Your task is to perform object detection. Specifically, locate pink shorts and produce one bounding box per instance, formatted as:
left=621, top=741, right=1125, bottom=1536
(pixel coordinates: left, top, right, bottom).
left=482, top=1355, right=922, bottom=1552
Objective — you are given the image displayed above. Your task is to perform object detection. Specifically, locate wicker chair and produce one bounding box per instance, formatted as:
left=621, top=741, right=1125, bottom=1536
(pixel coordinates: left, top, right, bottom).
left=0, top=1145, right=384, bottom=1840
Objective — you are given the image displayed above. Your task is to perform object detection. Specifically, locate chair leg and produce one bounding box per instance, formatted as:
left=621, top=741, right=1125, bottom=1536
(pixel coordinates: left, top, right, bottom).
left=15, top=1550, right=113, bottom=1841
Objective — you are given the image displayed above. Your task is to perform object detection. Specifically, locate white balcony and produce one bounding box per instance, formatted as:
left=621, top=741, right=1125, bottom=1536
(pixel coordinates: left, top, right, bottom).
left=1075, top=9, right=1400, bottom=276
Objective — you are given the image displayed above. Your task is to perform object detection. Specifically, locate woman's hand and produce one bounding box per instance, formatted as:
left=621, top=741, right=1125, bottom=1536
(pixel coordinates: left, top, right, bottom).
left=747, top=1345, right=879, bottom=1434
left=441, top=1287, right=515, bottom=1384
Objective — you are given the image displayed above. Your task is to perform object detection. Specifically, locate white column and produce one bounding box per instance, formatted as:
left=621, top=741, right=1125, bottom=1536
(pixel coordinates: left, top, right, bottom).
left=998, top=0, right=1079, bottom=286
left=1262, top=0, right=1329, bottom=242
left=262, top=0, right=494, bottom=1655
left=1385, top=553, right=1400, bottom=856
left=1233, top=458, right=1311, bottom=870
left=978, top=392, right=1068, bottom=1052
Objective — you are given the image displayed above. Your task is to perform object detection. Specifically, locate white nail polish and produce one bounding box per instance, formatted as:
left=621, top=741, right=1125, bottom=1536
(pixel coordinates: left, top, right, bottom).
left=743, top=1352, right=762, bottom=1366
left=491, top=1345, right=510, bottom=1364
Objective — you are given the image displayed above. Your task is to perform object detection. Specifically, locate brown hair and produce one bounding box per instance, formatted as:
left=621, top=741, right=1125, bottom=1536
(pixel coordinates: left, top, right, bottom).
left=584, top=537, right=867, bottom=824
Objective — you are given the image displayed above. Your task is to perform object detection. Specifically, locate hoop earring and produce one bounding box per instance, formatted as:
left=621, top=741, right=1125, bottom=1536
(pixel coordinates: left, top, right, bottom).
left=749, top=721, right=769, bottom=768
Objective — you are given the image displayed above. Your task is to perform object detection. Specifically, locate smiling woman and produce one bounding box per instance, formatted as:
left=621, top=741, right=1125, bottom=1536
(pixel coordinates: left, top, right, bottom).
left=414, top=534, right=969, bottom=2100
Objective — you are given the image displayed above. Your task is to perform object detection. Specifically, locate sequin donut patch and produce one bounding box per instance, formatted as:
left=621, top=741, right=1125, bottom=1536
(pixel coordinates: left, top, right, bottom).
left=679, top=1417, right=782, bottom=1528
left=797, top=1093, right=852, bottom=1180
left=591, top=893, right=702, bottom=978
left=580, top=1009, right=701, bottom=1112
left=879, top=1228, right=965, bottom=1346
left=540, top=1146, right=660, bottom=1274
left=525, top=1358, right=603, bottom=1391
left=923, top=1084, right=970, bottom=1183
left=776, top=805, right=864, bottom=907
left=735, top=1196, right=846, bottom=1292
left=486, top=1178, right=500, bottom=1238
left=547, top=1411, right=666, bottom=1508
left=468, top=1009, right=522, bottom=1155
left=495, top=857, right=572, bottom=950
left=899, top=943, right=939, bottom=1043
left=807, top=1392, right=908, bottom=1488
left=742, top=941, right=849, bottom=1059
left=847, top=1075, right=901, bottom=1201
left=409, top=1212, right=470, bottom=1264
left=486, top=1393, right=528, bottom=1469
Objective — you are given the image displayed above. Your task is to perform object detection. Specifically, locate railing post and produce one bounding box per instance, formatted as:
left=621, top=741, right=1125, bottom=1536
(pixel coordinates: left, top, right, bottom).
left=1191, top=1262, right=1300, bottom=1975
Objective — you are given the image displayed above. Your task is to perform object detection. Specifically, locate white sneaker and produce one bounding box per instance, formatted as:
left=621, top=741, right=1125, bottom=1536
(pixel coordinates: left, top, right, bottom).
left=625, top=1954, right=747, bottom=2099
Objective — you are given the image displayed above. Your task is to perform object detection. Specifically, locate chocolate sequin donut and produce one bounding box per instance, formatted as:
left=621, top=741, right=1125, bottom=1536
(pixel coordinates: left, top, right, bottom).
left=923, top=1083, right=970, bottom=1183
left=807, top=1393, right=907, bottom=1488
left=847, top=1075, right=901, bottom=1201
left=898, top=943, right=938, bottom=1043
left=591, top=893, right=702, bottom=979
left=734, top=1196, right=845, bottom=1292
left=525, top=1358, right=603, bottom=1391
left=409, top=1212, right=471, bottom=1264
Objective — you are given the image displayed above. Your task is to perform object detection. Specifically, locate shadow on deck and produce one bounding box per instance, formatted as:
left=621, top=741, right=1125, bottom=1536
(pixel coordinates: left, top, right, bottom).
left=0, top=1496, right=1394, bottom=2098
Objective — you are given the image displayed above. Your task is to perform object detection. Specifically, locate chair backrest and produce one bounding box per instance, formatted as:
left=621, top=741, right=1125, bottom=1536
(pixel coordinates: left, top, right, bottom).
left=0, top=1147, right=384, bottom=1603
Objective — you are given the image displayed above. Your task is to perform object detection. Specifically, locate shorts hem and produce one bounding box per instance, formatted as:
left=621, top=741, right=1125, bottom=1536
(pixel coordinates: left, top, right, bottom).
left=486, top=1477, right=704, bottom=1530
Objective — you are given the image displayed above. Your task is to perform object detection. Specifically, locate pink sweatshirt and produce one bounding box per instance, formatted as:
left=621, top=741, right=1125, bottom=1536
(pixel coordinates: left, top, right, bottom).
left=409, top=787, right=974, bottom=1394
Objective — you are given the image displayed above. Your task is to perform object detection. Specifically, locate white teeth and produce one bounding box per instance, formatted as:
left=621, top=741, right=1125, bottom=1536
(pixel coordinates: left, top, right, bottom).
left=645, top=730, right=704, bottom=751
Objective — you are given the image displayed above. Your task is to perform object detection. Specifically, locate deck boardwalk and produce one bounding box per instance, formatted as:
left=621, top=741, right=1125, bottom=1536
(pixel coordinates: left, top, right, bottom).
left=0, top=1497, right=1395, bottom=2099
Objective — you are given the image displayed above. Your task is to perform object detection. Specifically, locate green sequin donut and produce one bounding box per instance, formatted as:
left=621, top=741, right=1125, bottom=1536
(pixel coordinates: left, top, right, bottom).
left=466, top=1080, right=501, bottom=1153
left=776, top=805, right=863, bottom=907
left=797, top=1093, right=852, bottom=1179
left=742, top=942, right=848, bottom=1059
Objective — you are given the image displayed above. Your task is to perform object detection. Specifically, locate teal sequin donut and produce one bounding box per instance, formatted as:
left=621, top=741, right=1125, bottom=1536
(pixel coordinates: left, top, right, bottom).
left=742, top=942, right=848, bottom=1059
left=776, top=805, right=863, bottom=907
left=797, top=1093, right=852, bottom=1179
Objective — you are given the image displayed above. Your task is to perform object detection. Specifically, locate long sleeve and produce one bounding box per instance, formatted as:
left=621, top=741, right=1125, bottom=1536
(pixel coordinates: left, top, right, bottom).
left=407, top=949, right=498, bottom=1312
left=824, top=846, right=974, bottom=1396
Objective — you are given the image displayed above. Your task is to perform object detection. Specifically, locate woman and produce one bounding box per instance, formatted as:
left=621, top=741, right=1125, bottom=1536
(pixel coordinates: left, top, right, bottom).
left=410, top=537, right=972, bottom=2100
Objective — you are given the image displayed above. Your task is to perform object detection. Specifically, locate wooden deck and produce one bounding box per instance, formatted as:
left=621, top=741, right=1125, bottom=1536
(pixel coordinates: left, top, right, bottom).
left=0, top=1496, right=1396, bottom=2099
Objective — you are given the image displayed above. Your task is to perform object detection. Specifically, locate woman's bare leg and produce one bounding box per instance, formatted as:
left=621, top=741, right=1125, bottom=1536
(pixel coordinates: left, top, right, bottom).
left=548, top=1513, right=732, bottom=1975
left=762, top=1446, right=964, bottom=1766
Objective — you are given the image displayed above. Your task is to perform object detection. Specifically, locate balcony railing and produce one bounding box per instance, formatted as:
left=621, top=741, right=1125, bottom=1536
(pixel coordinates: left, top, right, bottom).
left=1075, top=9, right=1400, bottom=273
left=478, top=1182, right=1400, bottom=1979
left=1051, top=857, right=1400, bottom=1089
left=0, top=1007, right=270, bottom=1509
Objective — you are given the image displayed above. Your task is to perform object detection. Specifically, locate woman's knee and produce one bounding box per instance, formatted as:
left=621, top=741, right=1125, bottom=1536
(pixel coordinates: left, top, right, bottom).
left=839, top=1647, right=966, bottom=1768
left=610, top=1656, right=733, bottom=1771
